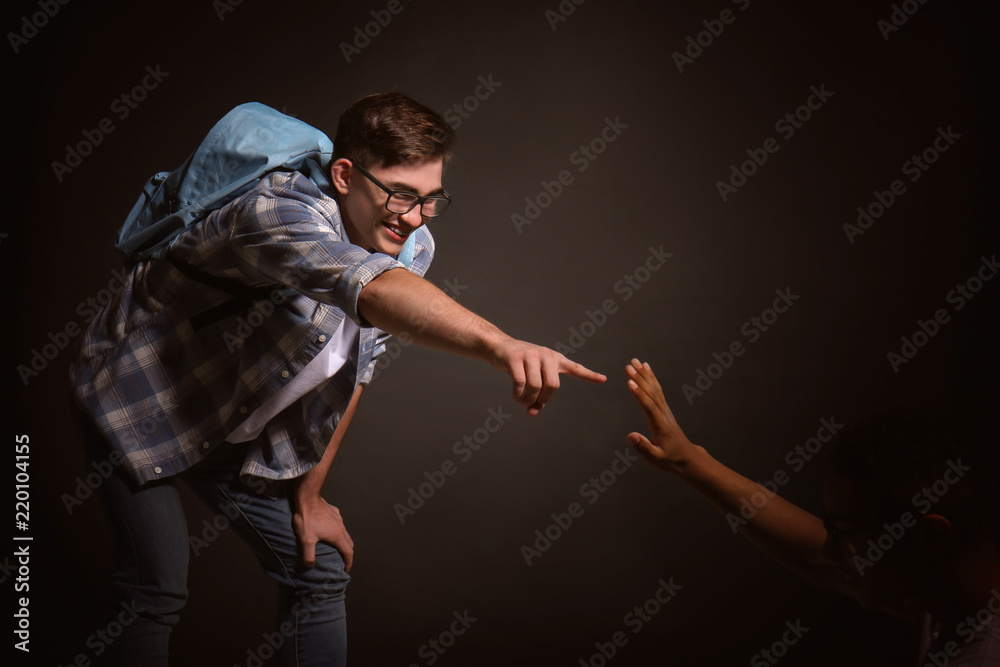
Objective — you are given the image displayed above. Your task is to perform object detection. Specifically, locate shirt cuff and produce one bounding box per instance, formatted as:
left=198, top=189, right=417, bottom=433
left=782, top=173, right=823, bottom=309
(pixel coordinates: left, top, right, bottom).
left=335, top=253, right=406, bottom=327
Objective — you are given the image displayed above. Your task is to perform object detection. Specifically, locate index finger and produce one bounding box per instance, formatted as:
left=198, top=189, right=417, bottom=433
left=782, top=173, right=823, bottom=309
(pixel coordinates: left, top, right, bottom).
left=559, top=358, right=607, bottom=384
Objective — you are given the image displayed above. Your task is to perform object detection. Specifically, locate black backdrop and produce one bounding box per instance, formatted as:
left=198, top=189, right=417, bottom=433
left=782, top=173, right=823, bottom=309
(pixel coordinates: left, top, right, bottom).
left=4, top=0, right=998, bottom=665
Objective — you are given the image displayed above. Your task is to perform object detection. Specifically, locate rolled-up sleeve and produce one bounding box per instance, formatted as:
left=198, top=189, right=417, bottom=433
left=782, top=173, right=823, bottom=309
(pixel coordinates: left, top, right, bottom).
left=225, top=173, right=405, bottom=326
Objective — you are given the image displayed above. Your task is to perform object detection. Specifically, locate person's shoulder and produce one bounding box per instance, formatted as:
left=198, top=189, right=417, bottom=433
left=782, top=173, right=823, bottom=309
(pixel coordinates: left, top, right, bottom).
left=236, top=171, right=339, bottom=226
left=256, top=171, right=329, bottom=200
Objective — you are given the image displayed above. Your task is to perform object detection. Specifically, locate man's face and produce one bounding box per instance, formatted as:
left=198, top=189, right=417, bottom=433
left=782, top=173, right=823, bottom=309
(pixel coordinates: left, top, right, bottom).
left=332, top=157, right=445, bottom=256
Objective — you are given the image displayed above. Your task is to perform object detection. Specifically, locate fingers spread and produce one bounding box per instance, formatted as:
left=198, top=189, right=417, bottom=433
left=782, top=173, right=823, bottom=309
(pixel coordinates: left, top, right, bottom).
left=627, top=359, right=667, bottom=412
left=627, top=371, right=658, bottom=413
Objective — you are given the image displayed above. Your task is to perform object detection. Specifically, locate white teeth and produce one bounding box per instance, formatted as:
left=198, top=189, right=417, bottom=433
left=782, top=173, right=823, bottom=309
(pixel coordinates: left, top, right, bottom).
left=386, top=223, right=411, bottom=237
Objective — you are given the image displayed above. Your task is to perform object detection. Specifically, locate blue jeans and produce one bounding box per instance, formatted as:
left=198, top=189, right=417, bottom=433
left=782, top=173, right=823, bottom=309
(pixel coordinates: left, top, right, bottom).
left=80, top=415, right=350, bottom=666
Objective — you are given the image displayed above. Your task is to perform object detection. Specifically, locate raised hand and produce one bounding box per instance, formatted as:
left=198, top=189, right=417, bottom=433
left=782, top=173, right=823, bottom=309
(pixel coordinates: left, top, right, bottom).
left=626, top=358, right=697, bottom=471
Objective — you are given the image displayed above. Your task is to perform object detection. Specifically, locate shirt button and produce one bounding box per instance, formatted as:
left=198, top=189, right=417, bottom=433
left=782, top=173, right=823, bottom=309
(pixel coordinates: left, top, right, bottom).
left=239, top=406, right=248, bottom=414
left=202, top=441, right=211, bottom=449
left=281, top=370, right=290, bottom=379
left=318, top=335, right=327, bottom=343
left=153, top=466, right=163, bottom=474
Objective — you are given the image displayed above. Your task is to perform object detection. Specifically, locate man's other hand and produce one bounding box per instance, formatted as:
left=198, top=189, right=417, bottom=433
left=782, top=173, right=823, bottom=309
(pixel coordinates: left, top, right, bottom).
left=293, top=496, right=355, bottom=571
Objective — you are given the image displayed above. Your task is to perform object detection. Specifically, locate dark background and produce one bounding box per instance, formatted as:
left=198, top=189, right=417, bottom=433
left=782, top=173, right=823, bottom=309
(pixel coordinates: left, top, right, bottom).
left=4, top=0, right=997, bottom=665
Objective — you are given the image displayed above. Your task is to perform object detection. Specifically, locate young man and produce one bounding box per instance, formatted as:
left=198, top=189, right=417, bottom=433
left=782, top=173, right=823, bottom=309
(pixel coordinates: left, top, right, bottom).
left=70, top=93, right=605, bottom=666
left=624, top=358, right=999, bottom=665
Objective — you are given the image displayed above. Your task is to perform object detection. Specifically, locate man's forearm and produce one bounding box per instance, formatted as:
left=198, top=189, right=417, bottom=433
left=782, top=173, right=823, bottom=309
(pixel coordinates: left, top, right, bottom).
left=297, top=385, right=364, bottom=501
left=359, top=267, right=606, bottom=415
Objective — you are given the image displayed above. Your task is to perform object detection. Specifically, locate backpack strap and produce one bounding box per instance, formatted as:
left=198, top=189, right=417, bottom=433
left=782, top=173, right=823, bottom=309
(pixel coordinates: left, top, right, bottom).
left=398, top=233, right=416, bottom=269
left=169, top=261, right=296, bottom=332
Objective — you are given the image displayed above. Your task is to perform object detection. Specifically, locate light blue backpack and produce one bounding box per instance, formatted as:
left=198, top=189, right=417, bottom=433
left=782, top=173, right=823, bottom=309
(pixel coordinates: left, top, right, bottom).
left=113, top=102, right=414, bottom=329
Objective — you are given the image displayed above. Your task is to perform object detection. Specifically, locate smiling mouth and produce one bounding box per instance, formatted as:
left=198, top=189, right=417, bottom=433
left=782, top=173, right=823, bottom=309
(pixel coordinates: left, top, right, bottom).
left=383, top=221, right=412, bottom=240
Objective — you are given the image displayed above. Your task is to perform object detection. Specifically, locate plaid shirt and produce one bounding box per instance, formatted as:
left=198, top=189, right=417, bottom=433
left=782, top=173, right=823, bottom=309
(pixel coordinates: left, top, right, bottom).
left=71, top=171, right=433, bottom=486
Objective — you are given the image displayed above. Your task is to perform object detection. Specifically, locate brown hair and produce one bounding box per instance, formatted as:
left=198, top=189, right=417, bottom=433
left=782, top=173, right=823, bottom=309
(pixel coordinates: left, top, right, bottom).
left=332, top=92, right=454, bottom=169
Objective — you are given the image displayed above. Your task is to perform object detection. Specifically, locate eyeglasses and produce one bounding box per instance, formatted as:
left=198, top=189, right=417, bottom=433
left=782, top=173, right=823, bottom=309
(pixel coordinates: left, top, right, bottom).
left=351, top=163, right=452, bottom=217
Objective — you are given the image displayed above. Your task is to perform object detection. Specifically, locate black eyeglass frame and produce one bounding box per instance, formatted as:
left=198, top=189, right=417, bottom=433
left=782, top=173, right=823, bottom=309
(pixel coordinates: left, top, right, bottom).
left=351, top=163, right=453, bottom=218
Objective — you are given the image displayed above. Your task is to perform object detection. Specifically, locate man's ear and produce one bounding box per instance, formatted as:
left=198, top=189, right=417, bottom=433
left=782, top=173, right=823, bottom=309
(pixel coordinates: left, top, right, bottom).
left=330, top=158, right=353, bottom=196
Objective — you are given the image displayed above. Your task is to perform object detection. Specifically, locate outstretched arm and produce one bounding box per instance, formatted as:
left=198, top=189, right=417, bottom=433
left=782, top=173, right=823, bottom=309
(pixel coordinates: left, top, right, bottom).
left=359, top=268, right=606, bottom=415
left=625, top=358, right=860, bottom=600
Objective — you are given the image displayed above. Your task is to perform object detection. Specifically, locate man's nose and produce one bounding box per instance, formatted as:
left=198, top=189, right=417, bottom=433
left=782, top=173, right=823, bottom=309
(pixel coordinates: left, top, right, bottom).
left=399, top=204, right=425, bottom=228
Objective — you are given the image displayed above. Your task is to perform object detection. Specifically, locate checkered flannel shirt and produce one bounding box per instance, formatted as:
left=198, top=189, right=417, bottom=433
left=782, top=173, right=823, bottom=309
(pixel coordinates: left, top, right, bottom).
left=71, top=171, right=434, bottom=486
